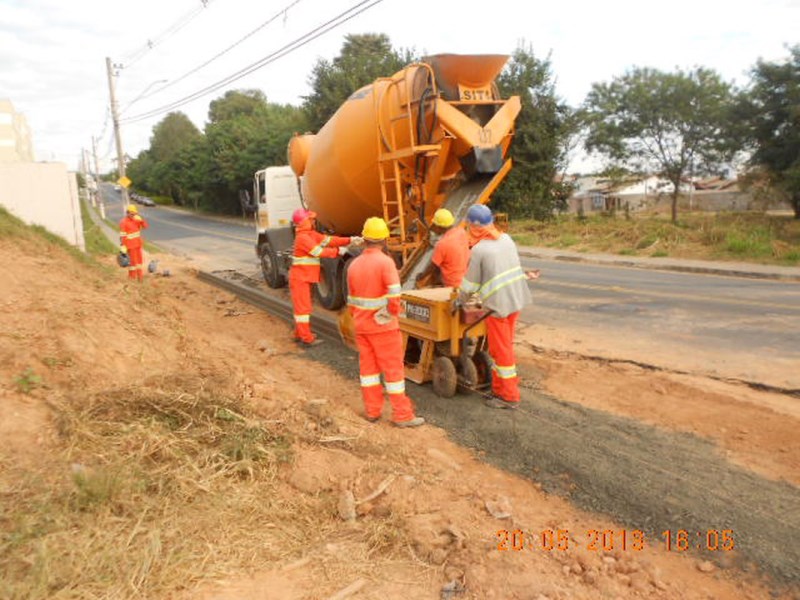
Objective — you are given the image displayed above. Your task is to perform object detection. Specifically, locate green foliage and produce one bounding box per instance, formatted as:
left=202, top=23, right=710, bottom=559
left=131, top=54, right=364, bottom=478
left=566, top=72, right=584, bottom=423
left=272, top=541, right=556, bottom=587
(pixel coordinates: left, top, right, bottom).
left=303, top=33, right=413, bottom=131
left=737, top=46, right=800, bottom=218
left=583, top=66, right=738, bottom=222
left=494, top=43, right=576, bottom=220
left=14, top=368, right=42, bottom=393
left=127, top=93, right=306, bottom=214
left=79, top=199, right=117, bottom=256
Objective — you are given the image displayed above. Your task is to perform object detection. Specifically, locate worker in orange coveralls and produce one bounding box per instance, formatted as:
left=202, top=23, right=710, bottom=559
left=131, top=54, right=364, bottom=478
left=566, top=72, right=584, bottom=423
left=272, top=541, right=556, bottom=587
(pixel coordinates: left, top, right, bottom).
left=290, top=208, right=355, bottom=347
left=346, top=217, right=424, bottom=428
left=119, top=204, right=149, bottom=281
left=415, top=208, right=469, bottom=288
left=458, top=204, right=538, bottom=409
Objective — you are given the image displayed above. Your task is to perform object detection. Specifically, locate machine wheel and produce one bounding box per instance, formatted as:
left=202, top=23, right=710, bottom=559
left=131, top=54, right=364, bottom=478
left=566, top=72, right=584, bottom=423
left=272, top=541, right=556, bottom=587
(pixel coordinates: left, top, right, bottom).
left=473, top=350, right=493, bottom=387
left=457, top=358, right=479, bottom=392
left=314, top=259, right=344, bottom=310
left=432, top=356, right=458, bottom=398
left=259, top=242, right=286, bottom=288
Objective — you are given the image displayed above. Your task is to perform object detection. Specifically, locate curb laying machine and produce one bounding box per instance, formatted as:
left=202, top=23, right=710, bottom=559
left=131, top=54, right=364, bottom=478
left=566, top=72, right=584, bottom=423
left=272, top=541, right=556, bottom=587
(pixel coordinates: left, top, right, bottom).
left=254, top=54, right=521, bottom=396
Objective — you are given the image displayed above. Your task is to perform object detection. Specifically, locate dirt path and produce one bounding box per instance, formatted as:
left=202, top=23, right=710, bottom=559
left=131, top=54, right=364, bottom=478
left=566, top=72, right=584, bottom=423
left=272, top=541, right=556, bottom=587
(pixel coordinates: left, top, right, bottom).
left=309, top=341, right=800, bottom=591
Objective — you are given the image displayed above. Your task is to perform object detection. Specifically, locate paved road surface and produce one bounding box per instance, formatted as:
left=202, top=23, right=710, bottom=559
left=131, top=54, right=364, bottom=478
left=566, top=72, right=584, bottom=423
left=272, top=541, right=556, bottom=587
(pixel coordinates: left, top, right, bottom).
left=102, top=185, right=800, bottom=388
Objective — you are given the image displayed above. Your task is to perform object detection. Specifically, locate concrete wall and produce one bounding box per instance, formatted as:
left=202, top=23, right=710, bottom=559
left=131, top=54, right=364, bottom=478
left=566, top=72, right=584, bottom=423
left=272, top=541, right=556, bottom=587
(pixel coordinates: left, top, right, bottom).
left=0, top=162, right=85, bottom=250
left=567, top=191, right=792, bottom=214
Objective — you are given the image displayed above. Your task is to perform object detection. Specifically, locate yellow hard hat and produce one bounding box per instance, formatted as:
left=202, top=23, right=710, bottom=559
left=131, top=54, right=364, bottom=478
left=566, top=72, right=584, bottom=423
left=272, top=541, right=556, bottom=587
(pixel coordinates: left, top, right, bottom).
left=362, top=216, right=390, bottom=241
left=127, top=204, right=138, bottom=214
left=432, top=208, right=454, bottom=228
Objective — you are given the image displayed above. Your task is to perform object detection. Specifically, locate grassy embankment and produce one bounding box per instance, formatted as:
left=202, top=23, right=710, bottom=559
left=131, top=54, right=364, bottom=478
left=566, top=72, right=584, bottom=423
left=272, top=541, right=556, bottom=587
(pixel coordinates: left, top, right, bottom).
left=509, top=211, right=800, bottom=265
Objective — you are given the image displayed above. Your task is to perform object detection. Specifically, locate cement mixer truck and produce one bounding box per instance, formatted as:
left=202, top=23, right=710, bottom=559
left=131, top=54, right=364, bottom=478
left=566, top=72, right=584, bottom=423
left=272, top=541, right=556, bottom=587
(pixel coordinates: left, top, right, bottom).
left=253, top=53, right=521, bottom=310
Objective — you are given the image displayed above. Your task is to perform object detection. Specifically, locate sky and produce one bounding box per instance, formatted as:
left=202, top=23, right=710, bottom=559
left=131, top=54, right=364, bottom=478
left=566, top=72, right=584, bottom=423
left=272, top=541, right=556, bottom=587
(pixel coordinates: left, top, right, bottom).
left=1, top=0, right=798, bottom=174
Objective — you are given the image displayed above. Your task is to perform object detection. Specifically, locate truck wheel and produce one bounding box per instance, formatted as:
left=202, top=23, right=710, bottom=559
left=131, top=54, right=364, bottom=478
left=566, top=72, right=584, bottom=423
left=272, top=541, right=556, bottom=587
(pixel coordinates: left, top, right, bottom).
left=432, top=356, right=457, bottom=398
left=259, top=242, right=286, bottom=288
left=314, top=258, right=344, bottom=310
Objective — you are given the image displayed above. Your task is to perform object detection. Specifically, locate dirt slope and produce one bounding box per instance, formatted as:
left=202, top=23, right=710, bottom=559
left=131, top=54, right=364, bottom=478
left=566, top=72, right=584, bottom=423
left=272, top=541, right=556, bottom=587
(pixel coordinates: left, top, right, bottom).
left=0, top=231, right=794, bottom=599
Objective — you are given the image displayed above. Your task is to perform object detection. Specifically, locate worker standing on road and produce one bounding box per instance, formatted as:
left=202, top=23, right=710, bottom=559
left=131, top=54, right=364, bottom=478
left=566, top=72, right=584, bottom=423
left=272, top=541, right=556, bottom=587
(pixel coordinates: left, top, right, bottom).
left=415, top=208, right=470, bottom=288
left=290, top=208, right=355, bottom=347
left=458, top=204, right=536, bottom=409
left=119, top=204, right=149, bottom=282
left=347, top=217, right=424, bottom=428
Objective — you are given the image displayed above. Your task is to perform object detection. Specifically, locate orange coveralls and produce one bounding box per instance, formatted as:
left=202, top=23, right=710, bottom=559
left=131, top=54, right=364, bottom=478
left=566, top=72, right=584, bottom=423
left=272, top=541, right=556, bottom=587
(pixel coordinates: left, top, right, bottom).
left=432, top=226, right=470, bottom=287
left=346, top=246, right=416, bottom=423
left=119, top=215, right=149, bottom=281
left=289, top=220, right=350, bottom=343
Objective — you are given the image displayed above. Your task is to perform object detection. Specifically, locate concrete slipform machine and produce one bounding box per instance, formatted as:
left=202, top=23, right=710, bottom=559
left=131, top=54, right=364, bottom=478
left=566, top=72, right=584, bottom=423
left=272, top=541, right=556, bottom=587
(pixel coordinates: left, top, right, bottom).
left=252, top=54, right=521, bottom=397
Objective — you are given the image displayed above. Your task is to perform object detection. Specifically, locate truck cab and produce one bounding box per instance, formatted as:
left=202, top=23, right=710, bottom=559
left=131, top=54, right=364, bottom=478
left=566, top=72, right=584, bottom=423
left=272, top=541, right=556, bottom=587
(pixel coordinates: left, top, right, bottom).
left=254, top=166, right=303, bottom=288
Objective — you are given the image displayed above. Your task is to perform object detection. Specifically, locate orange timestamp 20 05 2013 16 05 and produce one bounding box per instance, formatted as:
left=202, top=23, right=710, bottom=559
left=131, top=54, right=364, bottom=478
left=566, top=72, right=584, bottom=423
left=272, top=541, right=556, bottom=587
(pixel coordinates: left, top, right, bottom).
left=496, top=529, right=736, bottom=553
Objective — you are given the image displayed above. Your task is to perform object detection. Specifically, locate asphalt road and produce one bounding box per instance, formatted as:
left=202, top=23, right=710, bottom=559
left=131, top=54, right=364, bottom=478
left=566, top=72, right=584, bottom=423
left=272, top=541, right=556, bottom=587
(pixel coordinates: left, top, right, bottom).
left=102, top=185, right=800, bottom=388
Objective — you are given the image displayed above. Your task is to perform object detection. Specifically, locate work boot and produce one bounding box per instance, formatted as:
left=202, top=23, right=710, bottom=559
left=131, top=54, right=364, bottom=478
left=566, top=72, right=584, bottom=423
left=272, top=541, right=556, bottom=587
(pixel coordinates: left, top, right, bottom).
left=484, top=396, right=518, bottom=410
left=298, top=338, right=323, bottom=348
left=392, top=416, right=425, bottom=428
left=365, top=415, right=380, bottom=423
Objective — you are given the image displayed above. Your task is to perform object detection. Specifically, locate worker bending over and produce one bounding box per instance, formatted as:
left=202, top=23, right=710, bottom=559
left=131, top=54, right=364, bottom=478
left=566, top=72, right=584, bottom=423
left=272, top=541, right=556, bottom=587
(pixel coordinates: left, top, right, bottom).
left=119, top=204, right=149, bottom=281
left=290, top=208, right=355, bottom=347
left=416, top=208, right=470, bottom=288
left=347, top=217, right=424, bottom=427
left=458, top=204, right=536, bottom=409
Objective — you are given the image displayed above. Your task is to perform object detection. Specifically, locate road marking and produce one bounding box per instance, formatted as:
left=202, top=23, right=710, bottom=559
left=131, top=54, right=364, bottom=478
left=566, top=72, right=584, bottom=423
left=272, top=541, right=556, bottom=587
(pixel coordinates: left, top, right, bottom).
left=538, top=279, right=800, bottom=311
left=152, top=217, right=253, bottom=244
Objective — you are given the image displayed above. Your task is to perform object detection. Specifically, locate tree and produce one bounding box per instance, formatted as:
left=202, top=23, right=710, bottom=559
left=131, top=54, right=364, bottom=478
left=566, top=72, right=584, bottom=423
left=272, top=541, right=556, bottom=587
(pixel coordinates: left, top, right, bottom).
left=583, top=67, right=736, bottom=222
left=494, top=43, right=576, bottom=220
left=737, top=46, right=800, bottom=218
left=303, top=33, right=413, bottom=131
left=149, top=112, right=201, bottom=163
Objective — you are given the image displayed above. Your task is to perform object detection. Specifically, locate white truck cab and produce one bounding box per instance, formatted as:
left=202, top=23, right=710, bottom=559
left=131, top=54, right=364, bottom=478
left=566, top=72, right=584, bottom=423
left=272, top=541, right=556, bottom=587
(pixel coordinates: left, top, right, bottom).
left=253, top=166, right=304, bottom=288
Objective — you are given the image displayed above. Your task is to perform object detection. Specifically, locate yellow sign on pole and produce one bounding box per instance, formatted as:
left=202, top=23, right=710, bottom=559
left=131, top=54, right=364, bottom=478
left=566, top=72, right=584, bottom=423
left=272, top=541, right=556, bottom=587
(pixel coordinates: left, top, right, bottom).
left=117, top=176, right=132, bottom=189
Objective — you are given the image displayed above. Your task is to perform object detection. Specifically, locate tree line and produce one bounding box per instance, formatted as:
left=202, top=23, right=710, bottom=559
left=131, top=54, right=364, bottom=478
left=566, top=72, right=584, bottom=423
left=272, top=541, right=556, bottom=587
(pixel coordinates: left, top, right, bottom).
left=127, top=35, right=800, bottom=221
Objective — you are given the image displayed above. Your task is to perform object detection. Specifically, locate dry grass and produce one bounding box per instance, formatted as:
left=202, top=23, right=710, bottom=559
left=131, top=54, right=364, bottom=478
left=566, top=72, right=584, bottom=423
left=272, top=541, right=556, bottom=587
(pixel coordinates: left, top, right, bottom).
left=509, top=211, right=800, bottom=265
left=0, top=376, right=299, bottom=598
left=0, top=375, right=416, bottom=598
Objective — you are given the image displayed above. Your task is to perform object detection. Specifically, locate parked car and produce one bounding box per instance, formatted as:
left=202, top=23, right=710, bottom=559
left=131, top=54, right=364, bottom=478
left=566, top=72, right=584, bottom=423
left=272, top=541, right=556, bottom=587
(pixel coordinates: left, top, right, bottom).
left=138, top=196, right=155, bottom=207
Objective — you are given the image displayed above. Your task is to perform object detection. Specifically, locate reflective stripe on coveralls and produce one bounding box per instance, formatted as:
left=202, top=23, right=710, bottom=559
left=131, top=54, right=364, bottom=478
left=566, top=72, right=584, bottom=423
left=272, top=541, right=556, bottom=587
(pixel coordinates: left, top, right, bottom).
left=347, top=246, right=416, bottom=422
left=486, top=312, right=521, bottom=402
left=462, top=266, right=526, bottom=300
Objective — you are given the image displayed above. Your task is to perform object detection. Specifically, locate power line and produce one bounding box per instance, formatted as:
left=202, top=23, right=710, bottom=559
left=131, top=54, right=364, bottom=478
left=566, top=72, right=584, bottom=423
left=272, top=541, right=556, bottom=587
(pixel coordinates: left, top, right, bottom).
left=122, top=0, right=218, bottom=69
left=121, top=0, right=384, bottom=124
left=138, top=0, right=304, bottom=103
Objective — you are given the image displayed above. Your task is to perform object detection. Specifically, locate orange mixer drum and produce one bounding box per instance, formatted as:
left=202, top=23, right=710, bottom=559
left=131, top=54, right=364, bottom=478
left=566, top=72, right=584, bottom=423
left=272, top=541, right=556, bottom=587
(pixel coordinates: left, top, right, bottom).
left=287, top=55, right=514, bottom=236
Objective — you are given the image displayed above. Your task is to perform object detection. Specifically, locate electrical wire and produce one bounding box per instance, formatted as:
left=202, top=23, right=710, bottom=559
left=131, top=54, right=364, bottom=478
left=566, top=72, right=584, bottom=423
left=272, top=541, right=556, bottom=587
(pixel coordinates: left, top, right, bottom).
left=121, top=0, right=385, bottom=124
left=136, top=0, right=304, bottom=103
left=122, top=0, right=218, bottom=69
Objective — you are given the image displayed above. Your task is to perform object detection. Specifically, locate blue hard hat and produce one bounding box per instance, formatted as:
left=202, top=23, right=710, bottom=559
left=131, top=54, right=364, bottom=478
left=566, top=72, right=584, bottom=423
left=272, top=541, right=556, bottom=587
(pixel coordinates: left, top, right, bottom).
left=466, top=204, right=493, bottom=225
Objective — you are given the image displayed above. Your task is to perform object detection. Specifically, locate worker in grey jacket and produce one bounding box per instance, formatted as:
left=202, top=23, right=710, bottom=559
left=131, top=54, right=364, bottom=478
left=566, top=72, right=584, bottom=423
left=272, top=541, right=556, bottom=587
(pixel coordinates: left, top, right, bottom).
left=458, top=204, right=537, bottom=409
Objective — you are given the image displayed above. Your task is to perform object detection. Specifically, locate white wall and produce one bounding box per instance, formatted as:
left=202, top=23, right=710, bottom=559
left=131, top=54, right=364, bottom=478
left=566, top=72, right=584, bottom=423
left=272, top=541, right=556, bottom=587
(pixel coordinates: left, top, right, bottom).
left=0, top=162, right=85, bottom=250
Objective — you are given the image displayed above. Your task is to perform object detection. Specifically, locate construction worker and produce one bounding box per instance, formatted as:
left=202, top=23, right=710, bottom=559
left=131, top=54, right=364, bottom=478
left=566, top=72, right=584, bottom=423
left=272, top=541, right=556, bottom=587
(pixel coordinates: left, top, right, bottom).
left=119, top=204, right=149, bottom=281
left=415, top=208, right=470, bottom=288
left=458, top=204, right=535, bottom=409
left=290, top=208, right=355, bottom=347
left=346, top=217, right=424, bottom=427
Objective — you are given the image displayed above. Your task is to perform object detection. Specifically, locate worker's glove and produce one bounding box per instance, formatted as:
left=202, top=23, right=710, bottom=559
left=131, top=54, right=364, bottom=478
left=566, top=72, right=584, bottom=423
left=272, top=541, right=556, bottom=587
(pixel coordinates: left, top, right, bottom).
left=349, top=236, right=364, bottom=246
left=337, top=246, right=349, bottom=257
left=133, top=215, right=143, bottom=222
left=373, top=306, right=393, bottom=325
left=119, top=245, right=128, bottom=254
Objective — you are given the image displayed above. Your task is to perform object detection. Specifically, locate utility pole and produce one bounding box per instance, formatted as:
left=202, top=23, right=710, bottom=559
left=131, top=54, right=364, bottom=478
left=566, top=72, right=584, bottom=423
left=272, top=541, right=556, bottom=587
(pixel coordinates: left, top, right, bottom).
left=92, top=135, right=105, bottom=219
left=105, top=56, right=129, bottom=205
